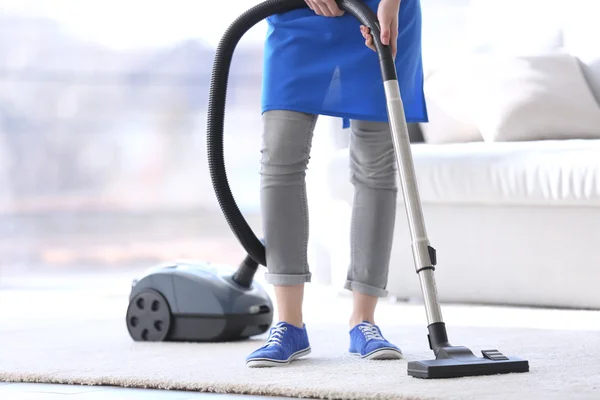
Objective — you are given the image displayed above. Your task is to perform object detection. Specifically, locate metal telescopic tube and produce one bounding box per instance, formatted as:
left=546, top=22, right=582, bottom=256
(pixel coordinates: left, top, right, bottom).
left=383, top=80, right=443, bottom=326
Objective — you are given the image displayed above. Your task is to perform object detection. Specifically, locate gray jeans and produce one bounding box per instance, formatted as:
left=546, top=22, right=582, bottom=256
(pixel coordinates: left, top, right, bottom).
left=260, top=110, right=397, bottom=298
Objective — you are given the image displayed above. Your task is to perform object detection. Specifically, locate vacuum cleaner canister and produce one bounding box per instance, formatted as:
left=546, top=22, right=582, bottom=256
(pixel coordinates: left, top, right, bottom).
left=125, top=262, right=274, bottom=342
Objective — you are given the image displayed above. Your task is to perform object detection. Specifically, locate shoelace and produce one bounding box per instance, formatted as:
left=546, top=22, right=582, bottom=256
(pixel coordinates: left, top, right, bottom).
left=265, top=325, right=288, bottom=347
left=359, top=324, right=384, bottom=342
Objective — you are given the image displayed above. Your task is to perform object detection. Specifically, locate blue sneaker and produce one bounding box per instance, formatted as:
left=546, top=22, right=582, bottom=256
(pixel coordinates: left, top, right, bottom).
left=246, top=322, right=311, bottom=367
left=349, top=321, right=403, bottom=360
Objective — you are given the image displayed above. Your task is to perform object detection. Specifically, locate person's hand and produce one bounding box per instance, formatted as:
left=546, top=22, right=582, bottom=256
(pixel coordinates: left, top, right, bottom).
left=305, top=0, right=344, bottom=17
left=360, top=0, right=400, bottom=58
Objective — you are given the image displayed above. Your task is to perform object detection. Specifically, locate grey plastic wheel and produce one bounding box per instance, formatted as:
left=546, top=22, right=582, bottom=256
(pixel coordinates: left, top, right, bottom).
left=126, top=289, right=172, bottom=342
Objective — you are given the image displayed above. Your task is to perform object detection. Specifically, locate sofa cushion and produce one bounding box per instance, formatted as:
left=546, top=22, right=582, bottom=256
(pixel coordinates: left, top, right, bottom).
left=464, top=0, right=600, bottom=106
left=326, top=140, right=600, bottom=207
left=563, top=2, right=600, bottom=105
left=424, top=52, right=600, bottom=143
left=419, top=67, right=483, bottom=144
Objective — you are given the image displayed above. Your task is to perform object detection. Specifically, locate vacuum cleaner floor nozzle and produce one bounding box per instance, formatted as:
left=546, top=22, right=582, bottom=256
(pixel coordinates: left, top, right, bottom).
left=408, top=347, right=529, bottom=379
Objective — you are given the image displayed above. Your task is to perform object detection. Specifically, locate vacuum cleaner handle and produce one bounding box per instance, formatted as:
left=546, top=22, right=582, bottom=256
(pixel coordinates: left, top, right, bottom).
left=336, top=0, right=397, bottom=81
left=207, top=0, right=395, bottom=268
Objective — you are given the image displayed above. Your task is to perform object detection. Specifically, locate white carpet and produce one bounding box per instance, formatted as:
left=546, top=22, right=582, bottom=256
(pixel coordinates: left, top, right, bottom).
left=1, top=272, right=600, bottom=400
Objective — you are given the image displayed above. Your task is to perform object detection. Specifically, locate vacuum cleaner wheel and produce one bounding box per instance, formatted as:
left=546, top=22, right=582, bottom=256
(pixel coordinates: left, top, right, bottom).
left=126, top=289, right=172, bottom=341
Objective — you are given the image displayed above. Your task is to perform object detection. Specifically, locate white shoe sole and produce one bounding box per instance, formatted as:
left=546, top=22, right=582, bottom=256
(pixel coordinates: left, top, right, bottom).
left=351, top=347, right=403, bottom=360
left=246, top=347, right=311, bottom=368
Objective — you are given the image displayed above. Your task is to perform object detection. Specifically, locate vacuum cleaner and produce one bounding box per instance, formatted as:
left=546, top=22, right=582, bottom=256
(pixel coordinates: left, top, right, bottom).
left=125, top=258, right=273, bottom=342
left=125, top=0, right=530, bottom=379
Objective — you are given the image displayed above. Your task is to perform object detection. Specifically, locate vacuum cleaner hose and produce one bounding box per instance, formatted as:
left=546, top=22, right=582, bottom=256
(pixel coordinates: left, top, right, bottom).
left=207, top=0, right=397, bottom=267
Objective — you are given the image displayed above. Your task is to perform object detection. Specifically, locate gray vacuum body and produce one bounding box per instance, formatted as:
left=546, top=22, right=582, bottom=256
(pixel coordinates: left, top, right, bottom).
left=125, top=262, right=273, bottom=342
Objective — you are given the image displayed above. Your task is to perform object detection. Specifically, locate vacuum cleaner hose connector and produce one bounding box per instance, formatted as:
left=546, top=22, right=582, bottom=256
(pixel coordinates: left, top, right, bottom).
left=207, top=0, right=396, bottom=267
left=232, top=254, right=260, bottom=288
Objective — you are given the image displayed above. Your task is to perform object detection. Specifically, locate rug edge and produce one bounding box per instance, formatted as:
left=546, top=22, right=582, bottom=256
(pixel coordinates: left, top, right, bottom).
left=0, top=373, right=438, bottom=400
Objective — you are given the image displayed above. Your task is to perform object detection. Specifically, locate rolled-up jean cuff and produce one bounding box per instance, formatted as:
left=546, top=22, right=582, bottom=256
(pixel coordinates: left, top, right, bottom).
left=344, top=280, right=388, bottom=298
left=264, top=272, right=312, bottom=285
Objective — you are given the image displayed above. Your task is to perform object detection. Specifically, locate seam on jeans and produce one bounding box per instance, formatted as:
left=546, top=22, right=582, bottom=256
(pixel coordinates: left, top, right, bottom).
left=348, top=121, right=362, bottom=284
left=301, top=113, right=318, bottom=274
left=348, top=162, right=357, bottom=283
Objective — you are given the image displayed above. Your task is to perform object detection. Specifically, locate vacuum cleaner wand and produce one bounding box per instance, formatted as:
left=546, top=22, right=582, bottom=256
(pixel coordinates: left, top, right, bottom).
left=207, top=0, right=529, bottom=378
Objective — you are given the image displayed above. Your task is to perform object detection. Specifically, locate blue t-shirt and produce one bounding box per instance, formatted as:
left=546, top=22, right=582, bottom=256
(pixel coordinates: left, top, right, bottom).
left=261, top=0, right=428, bottom=128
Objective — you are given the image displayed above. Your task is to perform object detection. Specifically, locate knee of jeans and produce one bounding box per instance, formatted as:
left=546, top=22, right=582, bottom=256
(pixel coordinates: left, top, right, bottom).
left=260, top=111, right=314, bottom=176
left=349, top=120, right=397, bottom=189
left=349, top=148, right=397, bottom=190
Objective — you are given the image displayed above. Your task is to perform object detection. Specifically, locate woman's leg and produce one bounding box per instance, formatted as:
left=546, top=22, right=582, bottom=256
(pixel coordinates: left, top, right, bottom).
left=345, top=119, right=398, bottom=327
left=344, top=119, right=402, bottom=360
left=260, top=110, right=318, bottom=328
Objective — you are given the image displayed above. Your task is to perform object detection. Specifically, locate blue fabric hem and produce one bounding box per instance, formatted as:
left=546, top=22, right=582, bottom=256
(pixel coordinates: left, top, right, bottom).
left=262, top=105, right=428, bottom=129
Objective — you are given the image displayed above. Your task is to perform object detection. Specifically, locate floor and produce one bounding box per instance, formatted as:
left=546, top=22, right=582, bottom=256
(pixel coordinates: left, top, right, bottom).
left=0, top=197, right=323, bottom=400
left=0, top=208, right=294, bottom=399
left=2, top=212, right=599, bottom=399
left=0, top=383, right=294, bottom=399
left=0, top=266, right=308, bottom=399
left=4, top=271, right=600, bottom=400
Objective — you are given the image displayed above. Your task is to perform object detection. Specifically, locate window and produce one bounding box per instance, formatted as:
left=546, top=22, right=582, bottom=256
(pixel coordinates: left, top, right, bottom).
left=0, top=0, right=470, bottom=271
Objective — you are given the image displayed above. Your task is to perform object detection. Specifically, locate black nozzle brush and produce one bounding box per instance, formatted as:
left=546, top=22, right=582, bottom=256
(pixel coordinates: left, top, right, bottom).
left=408, top=323, right=529, bottom=379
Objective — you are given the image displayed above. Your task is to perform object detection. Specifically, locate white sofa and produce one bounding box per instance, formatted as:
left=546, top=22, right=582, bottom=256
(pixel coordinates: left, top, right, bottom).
left=306, top=1, right=600, bottom=309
